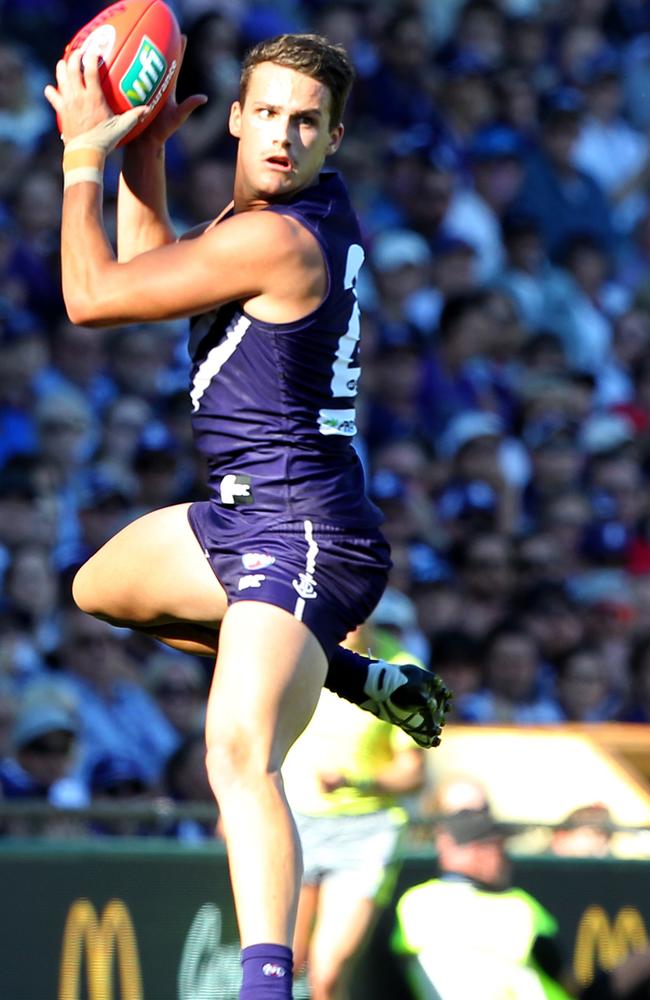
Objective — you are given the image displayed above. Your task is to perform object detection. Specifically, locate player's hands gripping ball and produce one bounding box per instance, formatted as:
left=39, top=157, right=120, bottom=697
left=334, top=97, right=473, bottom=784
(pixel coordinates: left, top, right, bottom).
left=45, top=0, right=183, bottom=149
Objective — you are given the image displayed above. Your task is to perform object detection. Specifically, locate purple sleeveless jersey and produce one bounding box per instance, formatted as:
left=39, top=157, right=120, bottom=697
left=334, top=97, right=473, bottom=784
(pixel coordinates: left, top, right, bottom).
left=187, top=170, right=382, bottom=533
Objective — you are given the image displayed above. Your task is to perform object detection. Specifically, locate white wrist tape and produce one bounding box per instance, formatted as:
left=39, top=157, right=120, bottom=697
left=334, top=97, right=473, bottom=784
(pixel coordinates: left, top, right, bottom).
left=61, top=109, right=145, bottom=188
left=62, top=147, right=105, bottom=190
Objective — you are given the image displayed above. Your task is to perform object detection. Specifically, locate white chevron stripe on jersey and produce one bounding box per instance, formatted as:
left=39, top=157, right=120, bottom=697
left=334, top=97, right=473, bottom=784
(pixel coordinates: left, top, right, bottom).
left=190, top=313, right=251, bottom=412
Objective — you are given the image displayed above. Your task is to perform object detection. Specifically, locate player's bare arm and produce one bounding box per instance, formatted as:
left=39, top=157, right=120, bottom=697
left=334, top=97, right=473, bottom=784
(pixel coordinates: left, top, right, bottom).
left=63, top=201, right=326, bottom=326
left=117, top=36, right=207, bottom=262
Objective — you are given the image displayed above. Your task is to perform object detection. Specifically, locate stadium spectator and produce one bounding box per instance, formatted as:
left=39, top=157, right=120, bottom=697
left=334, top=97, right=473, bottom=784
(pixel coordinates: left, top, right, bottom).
left=444, top=124, right=525, bottom=280
left=104, top=325, right=177, bottom=406
left=410, top=577, right=465, bottom=642
left=37, top=318, right=114, bottom=412
left=90, top=395, right=152, bottom=488
left=51, top=608, right=179, bottom=785
left=596, top=307, right=650, bottom=408
left=550, top=803, right=614, bottom=857
left=573, top=47, right=650, bottom=235
left=552, top=234, right=629, bottom=374
left=426, top=772, right=490, bottom=816
left=495, top=214, right=571, bottom=333
left=0, top=40, right=51, bottom=158
left=364, top=341, right=428, bottom=450
left=437, top=410, right=519, bottom=537
left=426, top=628, right=482, bottom=719
left=9, top=168, right=63, bottom=320
left=457, top=620, right=563, bottom=723
left=540, top=490, right=593, bottom=574
left=514, top=536, right=568, bottom=590
left=521, top=418, right=584, bottom=525
left=433, top=53, right=498, bottom=176
left=512, top=87, right=614, bottom=258
left=391, top=804, right=573, bottom=1000
left=145, top=650, right=207, bottom=739
left=88, top=752, right=155, bottom=837
left=361, top=10, right=437, bottom=131
left=516, top=581, right=585, bottom=668
left=0, top=697, right=87, bottom=835
left=553, top=645, right=621, bottom=722
left=420, top=292, right=496, bottom=438
left=450, top=532, right=515, bottom=637
left=497, top=64, right=540, bottom=135
left=392, top=801, right=650, bottom=999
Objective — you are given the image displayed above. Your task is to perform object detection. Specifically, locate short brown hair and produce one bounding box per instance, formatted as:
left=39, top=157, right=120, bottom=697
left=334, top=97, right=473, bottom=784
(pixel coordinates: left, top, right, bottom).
left=239, top=33, right=355, bottom=128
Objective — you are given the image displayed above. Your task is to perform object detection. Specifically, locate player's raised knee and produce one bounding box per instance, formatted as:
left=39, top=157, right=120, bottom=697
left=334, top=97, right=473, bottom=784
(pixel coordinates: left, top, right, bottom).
left=71, top=559, right=128, bottom=623
left=71, top=559, right=101, bottom=615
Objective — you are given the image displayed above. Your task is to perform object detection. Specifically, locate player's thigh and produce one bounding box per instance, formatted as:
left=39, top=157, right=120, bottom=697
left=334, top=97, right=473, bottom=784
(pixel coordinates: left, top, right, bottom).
left=310, top=878, right=378, bottom=978
left=205, top=601, right=328, bottom=773
left=72, top=502, right=228, bottom=626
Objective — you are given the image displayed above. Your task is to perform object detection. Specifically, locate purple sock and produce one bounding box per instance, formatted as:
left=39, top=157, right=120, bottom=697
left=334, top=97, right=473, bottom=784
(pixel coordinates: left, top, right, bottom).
left=240, top=943, right=293, bottom=999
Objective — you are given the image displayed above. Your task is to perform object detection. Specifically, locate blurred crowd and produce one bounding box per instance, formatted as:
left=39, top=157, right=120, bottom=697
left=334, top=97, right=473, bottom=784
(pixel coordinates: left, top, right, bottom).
left=2, top=0, right=650, bottom=834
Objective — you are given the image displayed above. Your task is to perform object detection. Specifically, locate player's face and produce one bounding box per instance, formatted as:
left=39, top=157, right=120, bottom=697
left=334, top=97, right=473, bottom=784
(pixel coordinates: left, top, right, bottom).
left=229, top=62, right=343, bottom=204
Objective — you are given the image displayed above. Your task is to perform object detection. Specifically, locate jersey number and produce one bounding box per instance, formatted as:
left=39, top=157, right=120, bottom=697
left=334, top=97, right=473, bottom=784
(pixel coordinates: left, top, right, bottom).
left=319, top=244, right=364, bottom=437
left=330, top=243, right=364, bottom=397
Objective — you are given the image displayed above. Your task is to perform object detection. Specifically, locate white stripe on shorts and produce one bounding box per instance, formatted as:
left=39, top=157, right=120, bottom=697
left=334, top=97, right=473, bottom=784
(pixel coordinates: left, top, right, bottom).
left=293, top=519, right=319, bottom=622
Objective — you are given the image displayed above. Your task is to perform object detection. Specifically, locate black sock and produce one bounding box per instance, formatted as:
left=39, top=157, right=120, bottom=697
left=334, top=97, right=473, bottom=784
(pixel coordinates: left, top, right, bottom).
left=324, top=646, right=372, bottom=705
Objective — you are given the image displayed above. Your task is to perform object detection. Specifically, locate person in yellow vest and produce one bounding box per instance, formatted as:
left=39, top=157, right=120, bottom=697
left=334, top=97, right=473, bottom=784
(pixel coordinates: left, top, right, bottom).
left=392, top=805, right=650, bottom=1000
left=283, top=617, right=428, bottom=1000
left=392, top=806, right=574, bottom=1000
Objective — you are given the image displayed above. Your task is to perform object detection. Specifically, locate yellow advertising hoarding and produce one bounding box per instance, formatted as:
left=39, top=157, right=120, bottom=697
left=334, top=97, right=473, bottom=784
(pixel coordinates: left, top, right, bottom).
left=59, top=898, right=143, bottom=1000
left=574, top=905, right=648, bottom=986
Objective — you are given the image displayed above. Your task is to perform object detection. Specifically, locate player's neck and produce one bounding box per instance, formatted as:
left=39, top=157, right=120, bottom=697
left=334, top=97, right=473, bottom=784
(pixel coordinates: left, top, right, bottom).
left=232, top=172, right=320, bottom=213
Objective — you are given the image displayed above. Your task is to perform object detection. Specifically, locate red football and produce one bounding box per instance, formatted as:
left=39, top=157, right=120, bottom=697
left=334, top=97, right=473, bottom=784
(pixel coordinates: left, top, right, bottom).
left=58, top=0, right=182, bottom=144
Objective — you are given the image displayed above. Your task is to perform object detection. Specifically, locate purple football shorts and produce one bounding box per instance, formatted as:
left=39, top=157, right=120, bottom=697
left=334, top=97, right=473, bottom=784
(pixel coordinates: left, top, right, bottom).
left=187, top=503, right=391, bottom=660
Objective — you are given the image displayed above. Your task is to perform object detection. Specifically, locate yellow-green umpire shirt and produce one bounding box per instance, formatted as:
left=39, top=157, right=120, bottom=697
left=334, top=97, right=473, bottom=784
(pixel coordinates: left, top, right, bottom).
left=392, top=876, right=574, bottom=1000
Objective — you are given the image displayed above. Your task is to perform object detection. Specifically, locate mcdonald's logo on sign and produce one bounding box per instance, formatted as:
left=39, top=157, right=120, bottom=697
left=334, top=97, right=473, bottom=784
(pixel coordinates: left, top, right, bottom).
left=59, top=898, right=143, bottom=1000
left=574, top=905, right=648, bottom=986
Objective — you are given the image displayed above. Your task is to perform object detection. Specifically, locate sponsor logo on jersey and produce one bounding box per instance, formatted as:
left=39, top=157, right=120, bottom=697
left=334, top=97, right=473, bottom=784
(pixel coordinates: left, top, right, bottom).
left=318, top=407, right=357, bottom=437
left=292, top=572, right=317, bottom=600
left=242, top=553, right=275, bottom=571
left=120, top=36, right=167, bottom=106
left=262, top=964, right=286, bottom=978
left=238, top=574, right=266, bottom=591
left=219, top=473, right=253, bottom=505
left=79, top=25, right=116, bottom=66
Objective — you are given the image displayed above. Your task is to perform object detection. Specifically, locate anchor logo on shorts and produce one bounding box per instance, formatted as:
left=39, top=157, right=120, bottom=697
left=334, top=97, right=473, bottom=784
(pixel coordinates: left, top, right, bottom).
left=292, top=572, right=317, bottom=600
